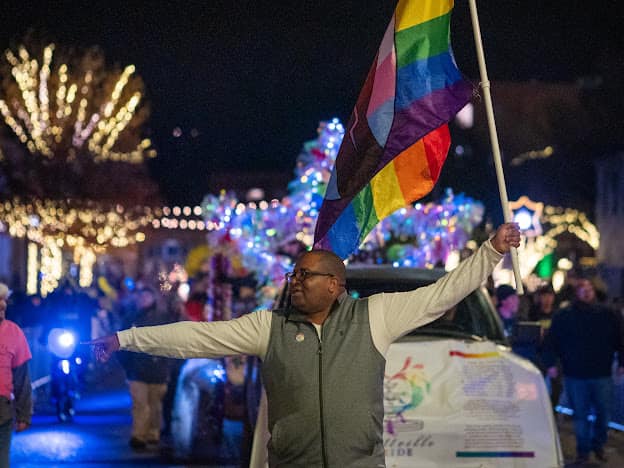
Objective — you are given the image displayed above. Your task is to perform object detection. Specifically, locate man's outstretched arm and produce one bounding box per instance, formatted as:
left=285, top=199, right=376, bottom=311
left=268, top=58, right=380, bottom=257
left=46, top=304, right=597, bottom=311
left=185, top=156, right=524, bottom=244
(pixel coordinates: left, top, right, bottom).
left=370, top=223, right=521, bottom=351
left=87, top=309, right=272, bottom=362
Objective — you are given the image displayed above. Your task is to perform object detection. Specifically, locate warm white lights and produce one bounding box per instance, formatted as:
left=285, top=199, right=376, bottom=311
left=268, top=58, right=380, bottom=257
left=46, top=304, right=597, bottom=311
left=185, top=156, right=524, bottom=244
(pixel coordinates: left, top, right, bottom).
left=0, top=44, right=155, bottom=163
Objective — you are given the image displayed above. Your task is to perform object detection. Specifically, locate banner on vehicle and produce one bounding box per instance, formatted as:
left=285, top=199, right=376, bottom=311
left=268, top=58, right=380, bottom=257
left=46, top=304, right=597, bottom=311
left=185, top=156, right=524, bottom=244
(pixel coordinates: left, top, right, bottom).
left=384, top=339, right=563, bottom=467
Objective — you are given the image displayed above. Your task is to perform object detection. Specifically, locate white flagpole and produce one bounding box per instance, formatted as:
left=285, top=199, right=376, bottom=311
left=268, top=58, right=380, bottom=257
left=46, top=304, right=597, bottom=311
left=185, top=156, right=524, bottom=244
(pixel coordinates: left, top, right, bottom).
left=467, top=0, right=524, bottom=294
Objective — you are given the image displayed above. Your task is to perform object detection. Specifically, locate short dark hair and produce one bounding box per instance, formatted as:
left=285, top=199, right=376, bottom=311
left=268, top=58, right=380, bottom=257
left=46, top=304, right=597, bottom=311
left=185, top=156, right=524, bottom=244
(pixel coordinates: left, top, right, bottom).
left=298, top=249, right=346, bottom=283
left=536, top=284, right=554, bottom=295
left=496, top=284, right=516, bottom=302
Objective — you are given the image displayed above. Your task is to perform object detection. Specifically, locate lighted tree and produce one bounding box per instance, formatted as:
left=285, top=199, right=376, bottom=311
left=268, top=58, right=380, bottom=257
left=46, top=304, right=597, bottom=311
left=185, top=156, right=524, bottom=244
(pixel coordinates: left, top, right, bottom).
left=0, top=40, right=159, bottom=204
left=0, top=42, right=154, bottom=163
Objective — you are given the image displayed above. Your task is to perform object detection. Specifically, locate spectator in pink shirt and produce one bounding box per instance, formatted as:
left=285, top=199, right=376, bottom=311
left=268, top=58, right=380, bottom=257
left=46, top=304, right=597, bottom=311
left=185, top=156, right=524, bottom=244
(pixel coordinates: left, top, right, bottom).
left=0, top=282, right=32, bottom=467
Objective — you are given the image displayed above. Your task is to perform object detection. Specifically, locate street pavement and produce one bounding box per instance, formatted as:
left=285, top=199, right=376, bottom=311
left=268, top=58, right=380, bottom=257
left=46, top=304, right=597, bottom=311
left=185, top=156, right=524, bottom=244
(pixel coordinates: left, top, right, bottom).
left=9, top=363, right=624, bottom=467
left=10, top=397, right=239, bottom=467
left=10, top=363, right=239, bottom=468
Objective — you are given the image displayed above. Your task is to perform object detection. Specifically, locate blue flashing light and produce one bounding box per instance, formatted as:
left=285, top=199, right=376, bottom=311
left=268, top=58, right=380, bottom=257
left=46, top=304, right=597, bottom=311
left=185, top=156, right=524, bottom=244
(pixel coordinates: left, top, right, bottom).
left=58, top=331, right=75, bottom=348
left=212, top=368, right=226, bottom=380
left=48, top=328, right=78, bottom=359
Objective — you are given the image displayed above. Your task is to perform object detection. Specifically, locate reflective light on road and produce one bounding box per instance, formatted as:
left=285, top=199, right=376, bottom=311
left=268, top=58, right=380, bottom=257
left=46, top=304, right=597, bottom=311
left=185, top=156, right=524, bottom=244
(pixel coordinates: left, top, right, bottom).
left=12, top=430, right=85, bottom=461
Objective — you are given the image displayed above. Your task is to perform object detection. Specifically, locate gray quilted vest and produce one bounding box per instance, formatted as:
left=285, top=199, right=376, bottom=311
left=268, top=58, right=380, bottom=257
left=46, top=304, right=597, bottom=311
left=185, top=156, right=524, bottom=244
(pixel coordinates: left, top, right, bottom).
left=262, top=294, right=386, bottom=467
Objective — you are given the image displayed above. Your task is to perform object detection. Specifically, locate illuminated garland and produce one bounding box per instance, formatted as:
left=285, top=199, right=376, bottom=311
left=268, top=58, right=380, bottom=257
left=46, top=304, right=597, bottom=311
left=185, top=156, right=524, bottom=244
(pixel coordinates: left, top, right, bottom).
left=201, top=119, right=485, bottom=307
left=0, top=196, right=207, bottom=295
left=542, top=206, right=599, bottom=250
left=0, top=43, right=155, bottom=163
left=0, top=198, right=153, bottom=250
left=0, top=197, right=155, bottom=296
left=359, top=189, right=484, bottom=268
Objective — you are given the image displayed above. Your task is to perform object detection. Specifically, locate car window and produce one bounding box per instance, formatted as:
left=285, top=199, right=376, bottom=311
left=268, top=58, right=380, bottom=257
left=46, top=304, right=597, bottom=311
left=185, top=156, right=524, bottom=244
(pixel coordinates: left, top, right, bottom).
left=417, top=290, right=504, bottom=342
left=346, top=271, right=505, bottom=343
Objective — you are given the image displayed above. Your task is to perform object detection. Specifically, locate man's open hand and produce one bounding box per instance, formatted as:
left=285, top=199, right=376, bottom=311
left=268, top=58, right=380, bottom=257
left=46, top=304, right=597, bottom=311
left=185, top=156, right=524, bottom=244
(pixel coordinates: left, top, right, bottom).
left=490, top=223, right=521, bottom=254
left=82, top=334, right=120, bottom=363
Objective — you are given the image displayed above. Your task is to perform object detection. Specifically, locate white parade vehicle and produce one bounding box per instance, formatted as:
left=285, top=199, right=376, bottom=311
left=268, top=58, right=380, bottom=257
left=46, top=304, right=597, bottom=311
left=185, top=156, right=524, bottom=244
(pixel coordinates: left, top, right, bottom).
left=345, top=265, right=564, bottom=468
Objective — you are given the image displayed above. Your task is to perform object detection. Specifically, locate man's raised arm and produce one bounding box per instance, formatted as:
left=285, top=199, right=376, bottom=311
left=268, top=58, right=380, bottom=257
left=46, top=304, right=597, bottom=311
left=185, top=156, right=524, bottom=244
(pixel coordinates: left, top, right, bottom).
left=369, top=223, right=521, bottom=350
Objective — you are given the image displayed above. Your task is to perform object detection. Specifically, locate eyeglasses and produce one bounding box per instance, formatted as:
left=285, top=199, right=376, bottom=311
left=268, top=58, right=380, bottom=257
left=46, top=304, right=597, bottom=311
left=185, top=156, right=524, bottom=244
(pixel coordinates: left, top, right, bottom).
left=285, top=269, right=335, bottom=283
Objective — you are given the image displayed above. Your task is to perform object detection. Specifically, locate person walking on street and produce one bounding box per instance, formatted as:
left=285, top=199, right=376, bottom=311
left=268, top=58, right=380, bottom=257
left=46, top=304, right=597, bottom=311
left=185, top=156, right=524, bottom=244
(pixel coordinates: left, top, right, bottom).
left=117, top=287, right=171, bottom=450
left=0, top=283, right=32, bottom=468
left=88, top=223, right=520, bottom=467
left=543, top=279, right=624, bottom=464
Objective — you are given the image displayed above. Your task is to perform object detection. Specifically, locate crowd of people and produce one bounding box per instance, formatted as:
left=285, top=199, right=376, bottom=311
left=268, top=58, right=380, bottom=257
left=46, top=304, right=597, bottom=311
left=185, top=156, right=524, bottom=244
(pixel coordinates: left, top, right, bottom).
left=491, top=276, right=624, bottom=464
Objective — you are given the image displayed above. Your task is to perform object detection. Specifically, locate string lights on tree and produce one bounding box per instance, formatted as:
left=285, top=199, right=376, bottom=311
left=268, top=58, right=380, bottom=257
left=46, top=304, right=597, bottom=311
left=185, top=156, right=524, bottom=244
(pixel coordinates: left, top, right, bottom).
left=0, top=42, right=155, bottom=164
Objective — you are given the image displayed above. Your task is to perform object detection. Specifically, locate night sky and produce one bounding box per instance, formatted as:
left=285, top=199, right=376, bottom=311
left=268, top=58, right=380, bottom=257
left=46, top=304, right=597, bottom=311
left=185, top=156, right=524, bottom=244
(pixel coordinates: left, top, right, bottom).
left=1, top=0, right=621, bottom=206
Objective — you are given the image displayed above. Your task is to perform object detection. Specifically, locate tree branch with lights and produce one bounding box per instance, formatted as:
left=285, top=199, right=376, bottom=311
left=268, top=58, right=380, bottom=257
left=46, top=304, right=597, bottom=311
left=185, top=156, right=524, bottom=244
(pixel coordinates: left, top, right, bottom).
left=0, top=40, right=159, bottom=203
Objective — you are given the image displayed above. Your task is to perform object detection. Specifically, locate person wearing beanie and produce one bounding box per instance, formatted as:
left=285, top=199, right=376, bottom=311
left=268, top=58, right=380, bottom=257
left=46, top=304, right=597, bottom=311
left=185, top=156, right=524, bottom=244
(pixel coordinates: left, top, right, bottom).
left=496, top=284, right=540, bottom=367
left=495, top=284, right=519, bottom=337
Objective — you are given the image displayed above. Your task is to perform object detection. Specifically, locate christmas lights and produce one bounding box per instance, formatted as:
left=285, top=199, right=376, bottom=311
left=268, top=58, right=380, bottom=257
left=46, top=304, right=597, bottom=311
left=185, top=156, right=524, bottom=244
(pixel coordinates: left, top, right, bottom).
left=0, top=43, right=154, bottom=163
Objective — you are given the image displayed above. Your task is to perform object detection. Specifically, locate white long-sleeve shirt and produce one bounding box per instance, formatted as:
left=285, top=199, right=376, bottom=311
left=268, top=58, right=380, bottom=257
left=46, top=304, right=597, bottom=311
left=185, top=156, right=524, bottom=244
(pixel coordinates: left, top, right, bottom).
left=118, top=240, right=503, bottom=359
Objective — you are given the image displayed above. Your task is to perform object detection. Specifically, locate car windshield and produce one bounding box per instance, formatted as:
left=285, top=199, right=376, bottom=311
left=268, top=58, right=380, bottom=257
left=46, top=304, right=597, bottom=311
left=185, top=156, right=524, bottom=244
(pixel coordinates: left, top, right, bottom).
left=346, top=269, right=506, bottom=343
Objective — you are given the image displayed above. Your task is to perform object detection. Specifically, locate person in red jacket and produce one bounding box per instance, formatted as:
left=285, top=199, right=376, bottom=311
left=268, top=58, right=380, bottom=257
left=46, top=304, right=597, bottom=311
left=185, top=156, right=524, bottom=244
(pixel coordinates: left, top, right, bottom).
left=184, top=272, right=210, bottom=322
left=0, top=283, right=33, bottom=467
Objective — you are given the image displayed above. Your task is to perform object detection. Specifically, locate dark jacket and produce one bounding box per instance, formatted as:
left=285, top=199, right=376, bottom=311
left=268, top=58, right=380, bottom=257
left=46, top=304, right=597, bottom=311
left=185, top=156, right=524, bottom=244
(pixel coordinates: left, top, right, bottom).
left=0, top=363, right=32, bottom=426
left=500, top=316, right=540, bottom=366
left=542, top=301, right=624, bottom=378
left=118, top=305, right=171, bottom=383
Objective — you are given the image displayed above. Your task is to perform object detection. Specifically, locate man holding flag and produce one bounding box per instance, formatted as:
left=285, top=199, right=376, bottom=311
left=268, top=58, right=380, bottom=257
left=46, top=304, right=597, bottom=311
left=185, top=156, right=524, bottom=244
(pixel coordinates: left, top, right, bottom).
left=89, top=224, right=519, bottom=467
left=88, top=1, right=523, bottom=466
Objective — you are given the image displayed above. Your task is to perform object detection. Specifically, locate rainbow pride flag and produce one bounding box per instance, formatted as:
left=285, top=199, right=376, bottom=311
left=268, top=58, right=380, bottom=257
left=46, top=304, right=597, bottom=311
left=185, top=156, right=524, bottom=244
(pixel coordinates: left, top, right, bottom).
left=314, top=0, right=472, bottom=258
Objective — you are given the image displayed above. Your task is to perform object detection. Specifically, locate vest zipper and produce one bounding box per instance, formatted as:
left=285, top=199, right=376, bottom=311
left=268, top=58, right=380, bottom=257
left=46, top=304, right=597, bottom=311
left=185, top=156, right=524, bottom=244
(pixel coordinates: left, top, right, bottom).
left=318, top=330, right=329, bottom=468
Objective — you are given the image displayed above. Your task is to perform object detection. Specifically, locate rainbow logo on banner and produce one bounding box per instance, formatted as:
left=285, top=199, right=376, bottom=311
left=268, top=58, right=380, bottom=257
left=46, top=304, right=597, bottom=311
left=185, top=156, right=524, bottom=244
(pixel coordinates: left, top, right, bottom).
left=384, top=356, right=430, bottom=435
